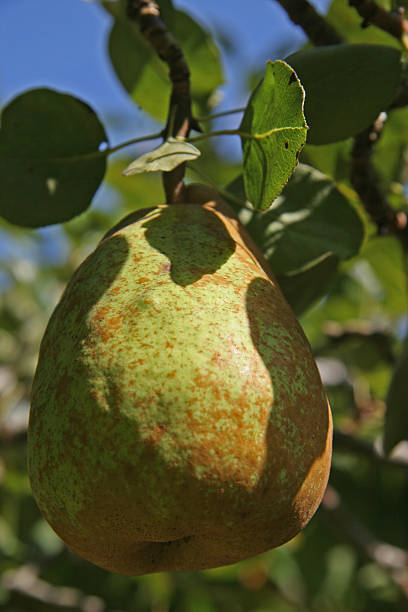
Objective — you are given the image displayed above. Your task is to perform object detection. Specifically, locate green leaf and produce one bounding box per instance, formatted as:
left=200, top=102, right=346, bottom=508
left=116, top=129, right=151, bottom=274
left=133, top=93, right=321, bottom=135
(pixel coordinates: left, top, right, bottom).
left=300, top=140, right=352, bottom=182
left=287, top=44, right=401, bottom=145
left=107, top=18, right=168, bottom=120
left=122, top=139, right=200, bottom=176
left=104, top=0, right=223, bottom=121
left=327, top=0, right=400, bottom=47
left=374, top=106, right=408, bottom=184
left=359, top=236, right=407, bottom=317
left=0, top=89, right=107, bottom=228
left=240, top=60, right=308, bottom=210
left=384, top=339, right=408, bottom=454
left=277, top=254, right=340, bottom=316
left=244, top=164, right=364, bottom=275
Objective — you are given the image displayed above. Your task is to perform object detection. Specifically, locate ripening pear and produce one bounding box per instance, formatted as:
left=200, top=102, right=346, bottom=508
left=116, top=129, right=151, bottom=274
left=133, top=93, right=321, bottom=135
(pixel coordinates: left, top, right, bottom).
left=28, top=184, right=332, bottom=575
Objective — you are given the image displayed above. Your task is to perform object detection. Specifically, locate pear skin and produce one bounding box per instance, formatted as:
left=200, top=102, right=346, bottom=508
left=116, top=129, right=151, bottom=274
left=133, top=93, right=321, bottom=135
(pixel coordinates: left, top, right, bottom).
left=28, top=186, right=332, bottom=575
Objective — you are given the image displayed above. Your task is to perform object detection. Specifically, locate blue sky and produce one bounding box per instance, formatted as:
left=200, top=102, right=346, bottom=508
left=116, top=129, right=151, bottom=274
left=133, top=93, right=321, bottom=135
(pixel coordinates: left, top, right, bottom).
left=0, top=0, right=330, bottom=271
left=0, top=0, right=329, bottom=143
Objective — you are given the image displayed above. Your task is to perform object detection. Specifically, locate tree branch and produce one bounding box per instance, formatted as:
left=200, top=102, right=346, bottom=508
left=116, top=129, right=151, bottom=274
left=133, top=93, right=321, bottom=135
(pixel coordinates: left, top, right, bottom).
left=334, top=430, right=408, bottom=470
left=275, top=0, right=344, bottom=45
left=322, top=486, right=408, bottom=599
left=127, top=0, right=192, bottom=203
left=349, top=1, right=408, bottom=49
left=350, top=114, right=408, bottom=249
left=1, top=564, right=106, bottom=611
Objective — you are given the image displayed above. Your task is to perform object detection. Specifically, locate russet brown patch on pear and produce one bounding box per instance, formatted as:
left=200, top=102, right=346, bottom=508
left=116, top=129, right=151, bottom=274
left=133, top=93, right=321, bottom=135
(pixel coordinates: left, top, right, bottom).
left=28, top=184, right=332, bottom=575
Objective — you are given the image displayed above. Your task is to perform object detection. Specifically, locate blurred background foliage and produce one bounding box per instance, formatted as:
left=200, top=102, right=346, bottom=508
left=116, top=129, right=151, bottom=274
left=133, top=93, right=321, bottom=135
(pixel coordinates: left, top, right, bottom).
left=1, top=0, right=408, bottom=610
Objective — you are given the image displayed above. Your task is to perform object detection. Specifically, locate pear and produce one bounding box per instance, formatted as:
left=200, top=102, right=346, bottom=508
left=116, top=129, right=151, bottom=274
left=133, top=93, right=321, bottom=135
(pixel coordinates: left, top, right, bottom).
left=28, top=184, right=332, bottom=575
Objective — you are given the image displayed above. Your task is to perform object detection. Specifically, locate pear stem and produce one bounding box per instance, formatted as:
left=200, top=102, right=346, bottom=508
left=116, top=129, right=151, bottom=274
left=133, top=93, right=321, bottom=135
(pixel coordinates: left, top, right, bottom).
left=127, top=0, right=192, bottom=204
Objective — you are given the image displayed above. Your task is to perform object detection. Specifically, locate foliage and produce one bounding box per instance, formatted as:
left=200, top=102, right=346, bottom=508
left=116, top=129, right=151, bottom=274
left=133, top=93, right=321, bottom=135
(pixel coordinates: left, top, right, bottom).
left=1, top=0, right=408, bottom=611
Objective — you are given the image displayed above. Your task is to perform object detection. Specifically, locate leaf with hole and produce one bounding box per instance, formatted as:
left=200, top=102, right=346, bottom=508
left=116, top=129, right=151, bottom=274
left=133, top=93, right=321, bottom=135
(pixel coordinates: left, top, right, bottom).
left=240, top=60, right=308, bottom=211
left=122, top=140, right=200, bottom=175
left=0, top=88, right=108, bottom=228
left=287, top=44, right=401, bottom=145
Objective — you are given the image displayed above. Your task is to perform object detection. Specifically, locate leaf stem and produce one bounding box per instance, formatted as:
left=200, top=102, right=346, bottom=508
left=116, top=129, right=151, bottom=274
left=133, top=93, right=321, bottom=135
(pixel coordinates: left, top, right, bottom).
left=188, top=129, right=244, bottom=142
left=196, top=107, right=246, bottom=122
left=107, top=131, right=164, bottom=156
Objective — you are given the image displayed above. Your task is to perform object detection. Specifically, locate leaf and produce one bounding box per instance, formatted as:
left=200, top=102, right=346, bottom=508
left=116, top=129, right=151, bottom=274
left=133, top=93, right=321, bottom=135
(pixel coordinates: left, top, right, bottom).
left=277, top=254, right=340, bottom=316
left=359, top=236, right=407, bottom=317
left=122, top=139, right=200, bottom=176
left=327, top=0, right=401, bottom=47
left=287, top=44, right=401, bottom=145
left=374, top=106, right=408, bottom=184
left=104, top=0, right=223, bottom=121
left=300, top=140, right=352, bottom=182
left=0, top=89, right=107, bottom=228
left=244, top=164, right=364, bottom=275
left=240, top=60, right=308, bottom=211
left=384, top=339, right=408, bottom=454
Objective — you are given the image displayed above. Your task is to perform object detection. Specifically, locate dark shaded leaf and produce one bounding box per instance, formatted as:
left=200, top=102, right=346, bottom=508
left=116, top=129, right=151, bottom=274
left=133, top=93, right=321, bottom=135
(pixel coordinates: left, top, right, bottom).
left=277, top=254, right=340, bottom=316
left=243, top=164, right=365, bottom=275
left=384, top=339, right=408, bottom=454
left=287, top=44, right=401, bottom=144
left=0, top=89, right=107, bottom=228
left=240, top=60, right=307, bottom=210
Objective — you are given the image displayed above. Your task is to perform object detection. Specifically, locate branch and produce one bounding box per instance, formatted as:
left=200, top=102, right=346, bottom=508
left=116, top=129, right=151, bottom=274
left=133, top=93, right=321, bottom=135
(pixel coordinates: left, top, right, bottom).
left=390, top=76, right=408, bottom=110
left=1, top=564, right=106, bottom=611
left=334, top=430, right=408, bottom=470
left=127, top=0, right=193, bottom=203
left=350, top=113, right=408, bottom=249
left=322, top=486, right=408, bottom=598
left=275, top=0, right=344, bottom=45
left=349, top=1, right=408, bottom=49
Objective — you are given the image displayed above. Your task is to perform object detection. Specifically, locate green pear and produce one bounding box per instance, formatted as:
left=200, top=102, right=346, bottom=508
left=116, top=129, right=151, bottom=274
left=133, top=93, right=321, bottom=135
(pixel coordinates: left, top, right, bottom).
left=28, top=184, right=332, bottom=575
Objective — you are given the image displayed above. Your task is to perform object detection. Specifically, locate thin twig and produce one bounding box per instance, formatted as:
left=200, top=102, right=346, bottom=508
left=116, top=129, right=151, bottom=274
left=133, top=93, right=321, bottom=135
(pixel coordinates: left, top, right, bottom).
left=196, top=107, right=246, bottom=123
left=349, top=1, right=408, bottom=49
left=334, top=430, right=408, bottom=470
left=127, top=0, right=193, bottom=203
left=274, top=0, right=344, bottom=45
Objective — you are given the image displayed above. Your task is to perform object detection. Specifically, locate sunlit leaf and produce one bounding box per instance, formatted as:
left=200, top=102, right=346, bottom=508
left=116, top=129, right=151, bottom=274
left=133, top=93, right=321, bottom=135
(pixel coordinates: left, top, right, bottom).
left=0, top=89, right=107, bottom=228
left=242, top=164, right=364, bottom=275
left=240, top=60, right=308, bottom=210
